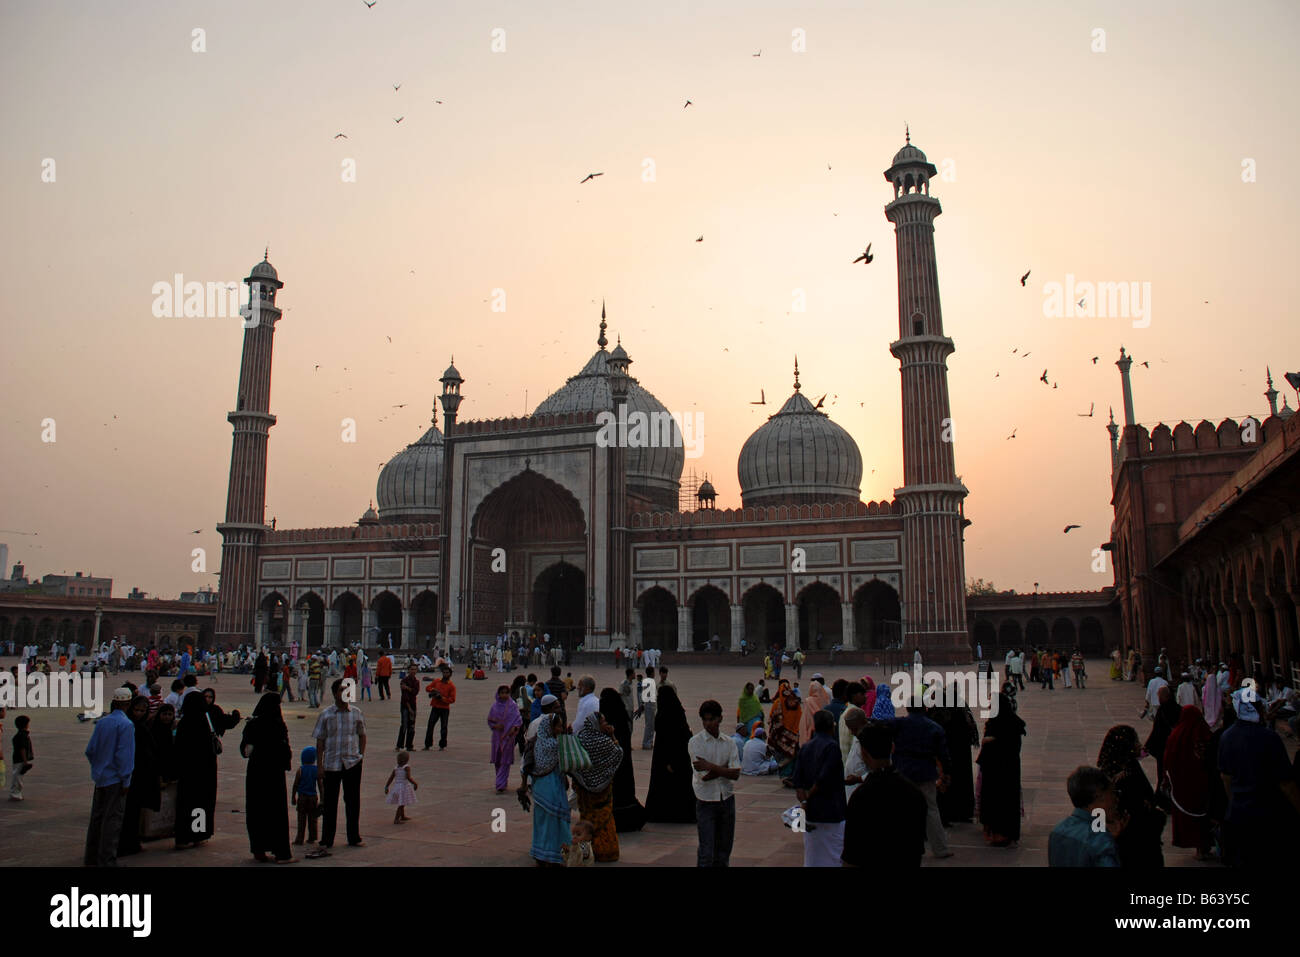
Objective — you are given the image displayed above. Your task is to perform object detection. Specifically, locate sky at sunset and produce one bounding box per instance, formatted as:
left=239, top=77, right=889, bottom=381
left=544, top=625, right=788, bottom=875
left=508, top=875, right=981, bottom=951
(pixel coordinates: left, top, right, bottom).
left=2, top=0, right=1298, bottom=600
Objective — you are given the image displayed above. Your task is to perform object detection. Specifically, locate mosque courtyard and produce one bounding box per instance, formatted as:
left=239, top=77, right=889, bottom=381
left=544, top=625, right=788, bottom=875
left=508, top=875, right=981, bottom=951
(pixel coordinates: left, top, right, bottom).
left=0, top=657, right=1256, bottom=868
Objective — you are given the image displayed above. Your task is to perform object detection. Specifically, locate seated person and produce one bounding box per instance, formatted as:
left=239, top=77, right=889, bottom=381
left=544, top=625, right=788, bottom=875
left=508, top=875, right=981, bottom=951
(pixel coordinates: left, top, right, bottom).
left=741, top=725, right=779, bottom=776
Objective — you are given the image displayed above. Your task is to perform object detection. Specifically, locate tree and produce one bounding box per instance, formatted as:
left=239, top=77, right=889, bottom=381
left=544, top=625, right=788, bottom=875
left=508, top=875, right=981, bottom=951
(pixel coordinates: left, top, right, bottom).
left=967, top=577, right=999, bottom=597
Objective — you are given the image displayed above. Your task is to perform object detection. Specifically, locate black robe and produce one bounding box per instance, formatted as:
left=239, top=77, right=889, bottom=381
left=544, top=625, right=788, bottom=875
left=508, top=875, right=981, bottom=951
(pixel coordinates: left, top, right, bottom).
left=935, top=706, right=978, bottom=824
left=643, top=687, right=696, bottom=824
left=118, top=712, right=158, bottom=855
left=174, top=696, right=218, bottom=845
left=241, top=704, right=292, bottom=860
left=600, top=689, right=645, bottom=832
left=976, top=697, right=1025, bottom=841
left=1112, top=759, right=1166, bottom=868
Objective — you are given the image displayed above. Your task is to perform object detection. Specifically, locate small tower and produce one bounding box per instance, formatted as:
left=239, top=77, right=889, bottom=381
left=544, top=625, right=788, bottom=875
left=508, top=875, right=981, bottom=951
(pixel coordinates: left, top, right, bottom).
left=884, top=131, right=969, bottom=662
left=1106, top=406, right=1120, bottom=473
left=438, top=358, right=464, bottom=434
left=1116, top=347, right=1136, bottom=426
left=696, top=475, right=717, bottom=509
left=1265, top=367, right=1279, bottom=417
left=215, top=252, right=284, bottom=648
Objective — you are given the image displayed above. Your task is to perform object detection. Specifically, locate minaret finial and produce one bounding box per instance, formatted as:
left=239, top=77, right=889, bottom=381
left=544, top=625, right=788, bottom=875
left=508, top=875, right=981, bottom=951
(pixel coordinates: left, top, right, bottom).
left=793, top=355, right=801, bottom=392
left=598, top=300, right=608, bottom=349
left=905, top=124, right=910, bottom=145
left=263, top=245, right=269, bottom=262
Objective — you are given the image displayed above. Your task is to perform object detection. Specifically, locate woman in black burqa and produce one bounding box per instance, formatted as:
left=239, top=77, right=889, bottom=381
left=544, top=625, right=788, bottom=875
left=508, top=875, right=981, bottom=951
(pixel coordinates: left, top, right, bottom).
left=174, top=691, right=221, bottom=848
left=976, top=691, right=1026, bottom=846
left=240, top=692, right=294, bottom=862
left=643, top=685, right=696, bottom=823
left=118, top=695, right=158, bottom=856
left=599, top=688, right=645, bottom=832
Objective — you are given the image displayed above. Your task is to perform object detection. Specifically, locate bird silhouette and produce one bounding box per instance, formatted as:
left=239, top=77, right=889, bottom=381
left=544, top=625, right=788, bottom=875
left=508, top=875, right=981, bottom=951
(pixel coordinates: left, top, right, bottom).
left=314, top=364, right=320, bottom=371
left=1007, top=429, right=1017, bottom=440
left=750, top=389, right=765, bottom=405
left=392, top=403, right=406, bottom=408
left=1091, top=356, right=1099, bottom=364
left=1040, top=369, right=1049, bottom=384
left=753, top=50, right=762, bottom=57
left=1141, top=361, right=1150, bottom=369
left=994, top=372, right=1000, bottom=378
left=1077, top=402, right=1094, bottom=417
left=394, top=116, right=404, bottom=124
left=696, top=235, right=703, bottom=242
left=386, top=336, right=392, bottom=342
left=363, top=0, right=376, bottom=7
left=393, top=83, right=401, bottom=91
left=1063, top=524, right=1081, bottom=533
left=814, top=394, right=827, bottom=409
left=1020, top=270, right=1030, bottom=286
left=333, top=132, right=348, bottom=139
left=579, top=172, right=603, bottom=183
left=1076, top=297, right=1086, bottom=309
left=191, top=529, right=202, bottom=534
left=1022, top=352, right=1031, bottom=359
left=852, top=243, right=873, bottom=265
left=683, top=99, right=693, bottom=108
left=1012, top=348, right=1017, bottom=353
left=434, top=100, right=444, bottom=105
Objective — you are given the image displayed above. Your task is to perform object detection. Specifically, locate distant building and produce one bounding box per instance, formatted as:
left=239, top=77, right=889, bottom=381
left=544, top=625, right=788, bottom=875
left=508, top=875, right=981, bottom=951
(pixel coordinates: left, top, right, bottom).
left=39, top=572, right=111, bottom=599
left=179, top=586, right=218, bottom=604
left=1108, top=357, right=1299, bottom=684
left=127, top=587, right=149, bottom=600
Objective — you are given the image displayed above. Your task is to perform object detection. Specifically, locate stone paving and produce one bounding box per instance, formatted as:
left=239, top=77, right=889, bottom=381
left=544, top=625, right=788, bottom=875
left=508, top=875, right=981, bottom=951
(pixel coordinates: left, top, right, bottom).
left=2, top=657, right=1281, bottom=868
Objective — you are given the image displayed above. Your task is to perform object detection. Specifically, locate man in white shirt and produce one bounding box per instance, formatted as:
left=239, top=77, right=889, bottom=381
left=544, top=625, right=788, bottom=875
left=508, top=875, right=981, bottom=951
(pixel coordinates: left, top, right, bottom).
left=573, top=675, right=599, bottom=732
left=1175, top=672, right=1200, bottom=708
left=1142, top=667, right=1169, bottom=719
left=1008, top=649, right=1025, bottom=690
left=688, top=699, right=742, bottom=866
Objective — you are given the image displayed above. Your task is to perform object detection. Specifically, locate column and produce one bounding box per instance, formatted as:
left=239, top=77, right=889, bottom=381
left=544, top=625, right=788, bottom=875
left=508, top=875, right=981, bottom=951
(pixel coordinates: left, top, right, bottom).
left=91, top=607, right=103, bottom=652
left=292, top=608, right=304, bottom=649
left=254, top=611, right=265, bottom=649
left=364, top=608, right=377, bottom=647
left=729, top=603, right=743, bottom=652
left=784, top=602, right=798, bottom=650
left=325, top=609, right=339, bottom=648
left=1252, top=600, right=1274, bottom=679
left=676, top=604, right=691, bottom=652
left=840, top=602, right=856, bottom=651
left=402, top=616, right=415, bottom=651
left=630, top=607, right=642, bottom=648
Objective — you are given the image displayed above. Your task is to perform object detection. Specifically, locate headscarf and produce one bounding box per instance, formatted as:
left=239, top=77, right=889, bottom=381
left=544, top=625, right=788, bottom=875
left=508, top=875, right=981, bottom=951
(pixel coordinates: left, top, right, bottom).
left=1162, top=705, right=1211, bottom=814
left=870, top=681, right=896, bottom=719
left=737, top=687, right=762, bottom=724
left=1230, top=688, right=1261, bottom=723
left=251, top=691, right=282, bottom=721
left=573, top=712, right=622, bottom=792
left=799, top=679, right=832, bottom=745
left=1097, top=724, right=1141, bottom=778
left=488, top=687, right=523, bottom=751
left=1202, top=672, right=1222, bottom=727
left=983, top=692, right=1025, bottom=743
left=533, top=714, right=560, bottom=777
left=654, top=685, right=690, bottom=739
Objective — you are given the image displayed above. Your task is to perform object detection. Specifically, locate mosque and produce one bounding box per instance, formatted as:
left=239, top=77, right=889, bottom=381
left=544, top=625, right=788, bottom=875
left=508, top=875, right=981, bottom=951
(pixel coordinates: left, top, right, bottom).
left=213, top=136, right=973, bottom=663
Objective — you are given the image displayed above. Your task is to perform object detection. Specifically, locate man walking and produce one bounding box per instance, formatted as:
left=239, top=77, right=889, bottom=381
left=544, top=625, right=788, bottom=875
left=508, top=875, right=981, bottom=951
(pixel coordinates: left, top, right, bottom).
left=688, top=699, right=741, bottom=866
left=375, top=651, right=393, bottom=700
left=309, top=679, right=367, bottom=856
left=791, top=709, right=847, bottom=866
left=423, top=664, right=457, bottom=750
left=397, top=663, right=419, bottom=751
left=307, top=654, right=323, bottom=708
left=83, top=687, right=135, bottom=866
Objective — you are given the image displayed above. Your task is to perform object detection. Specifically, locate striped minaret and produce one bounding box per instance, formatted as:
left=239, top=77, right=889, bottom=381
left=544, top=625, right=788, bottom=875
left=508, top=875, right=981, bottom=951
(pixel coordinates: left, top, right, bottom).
left=215, top=253, right=283, bottom=647
left=884, top=133, right=971, bottom=662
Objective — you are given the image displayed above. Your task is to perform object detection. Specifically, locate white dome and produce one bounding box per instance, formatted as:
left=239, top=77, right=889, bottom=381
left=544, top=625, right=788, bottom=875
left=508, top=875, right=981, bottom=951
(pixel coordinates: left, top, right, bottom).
left=376, top=424, right=444, bottom=520
left=737, top=389, right=862, bottom=506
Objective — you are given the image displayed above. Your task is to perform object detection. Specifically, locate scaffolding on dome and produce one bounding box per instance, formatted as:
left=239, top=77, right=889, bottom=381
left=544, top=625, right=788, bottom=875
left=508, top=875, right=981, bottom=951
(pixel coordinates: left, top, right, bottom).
left=679, top=468, right=705, bottom=512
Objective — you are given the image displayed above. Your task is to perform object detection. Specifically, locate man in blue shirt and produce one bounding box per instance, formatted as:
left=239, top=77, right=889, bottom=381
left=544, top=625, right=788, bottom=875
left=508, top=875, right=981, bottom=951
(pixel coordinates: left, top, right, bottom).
left=83, top=687, right=136, bottom=866
left=893, top=701, right=953, bottom=858
left=1048, top=765, right=1121, bottom=867
left=791, top=710, right=846, bottom=866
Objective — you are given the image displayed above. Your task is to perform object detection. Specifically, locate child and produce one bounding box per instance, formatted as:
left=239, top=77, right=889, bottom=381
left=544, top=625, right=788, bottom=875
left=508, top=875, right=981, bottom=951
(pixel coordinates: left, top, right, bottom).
left=10, top=715, right=33, bottom=801
left=384, top=751, right=418, bottom=823
left=563, top=820, right=595, bottom=867
left=291, top=746, right=322, bottom=845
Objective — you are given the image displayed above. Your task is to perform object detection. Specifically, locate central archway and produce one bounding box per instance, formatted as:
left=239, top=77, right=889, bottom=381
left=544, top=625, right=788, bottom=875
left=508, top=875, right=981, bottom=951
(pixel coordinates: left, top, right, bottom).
left=637, top=586, right=677, bottom=651
left=743, top=584, right=786, bottom=651
left=798, top=582, right=841, bottom=650
left=691, top=585, right=729, bottom=651
left=853, top=581, right=901, bottom=649
left=533, top=561, right=586, bottom=652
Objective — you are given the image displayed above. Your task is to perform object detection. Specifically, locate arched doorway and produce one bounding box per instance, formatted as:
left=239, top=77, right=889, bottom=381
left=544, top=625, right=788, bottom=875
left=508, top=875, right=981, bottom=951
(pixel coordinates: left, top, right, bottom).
left=743, top=584, right=785, bottom=651
left=1079, top=616, right=1104, bottom=655
left=260, top=592, right=289, bottom=646
left=295, top=592, right=326, bottom=649
left=853, top=581, right=901, bottom=649
left=15, top=616, right=34, bottom=648
left=972, top=619, right=997, bottom=654
left=78, top=618, right=94, bottom=649
left=534, top=562, right=586, bottom=652
left=411, top=589, right=439, bottom=649
left=36, top=617, right=54, bottom=646
left=637, top=586, right=676, bottom=651
left=1025, top=618, right=1048, bottom=649
left=798, top=582, right=841, bottom=650
left=371, top=591, right=403, bottom=649
left=333, top=592, right=363, bottom=647
left=1051, top=617, right=1077, bottom=650
left=690, top=585, right=729, bottom=651
left=0, top=617, right=9, bottom=648
left=998, top=619, right=1022, bottom=649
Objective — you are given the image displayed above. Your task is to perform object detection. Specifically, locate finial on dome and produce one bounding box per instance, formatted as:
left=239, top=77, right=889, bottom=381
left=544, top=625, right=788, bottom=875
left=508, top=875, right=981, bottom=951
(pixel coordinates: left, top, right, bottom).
left=264, top=245, right=269, bottom=262
left=793, top=355, right=801, bottom=392
left=905, top=124, right=910, bottom=145
left=598, top=300, right=608, bottom=349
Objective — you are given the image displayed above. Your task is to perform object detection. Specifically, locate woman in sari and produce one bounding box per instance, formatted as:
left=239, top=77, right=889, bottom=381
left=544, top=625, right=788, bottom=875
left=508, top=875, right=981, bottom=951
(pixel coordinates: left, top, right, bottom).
left=573, top=710, right=623, bottom=862
left=1162, top=705, right=1212, bottom=858
left=861, top=676, right=877, bottom=716
left=174, top=691, right=219, bottom=848
left=976, top=692, right=1025, bottom=847
left=599, top=689, right=645, bottom=832
left=798, top=678, right=831, bottom=745
left=644, top=685, right=696, bottom=823
left=118, top=695, right=158, bottom=856
left=527, top=714, right=570, bottom=866
left=240, top=692, right=294, bottom=863
left=488, top=684, right=523, bottom=792
left=1097, top=724, right=1165, bottom=867
left=737, top=683, right=763, bottom=736
left=769, top=679, right=801, bottom=737
left=1110, top=649, right=1123, bottom=680
left=763, top=654, right=773, bottom=679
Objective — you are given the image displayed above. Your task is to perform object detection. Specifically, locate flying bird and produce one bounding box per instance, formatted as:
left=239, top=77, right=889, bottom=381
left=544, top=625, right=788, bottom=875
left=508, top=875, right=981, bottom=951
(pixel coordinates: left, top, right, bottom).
left=333, top=133, right=348, bottom=139
left=696, top=235, right=703, bottom=242
left=191, top=529, right=202, bottom=534
left=750, top=389, right=765, bottom=405
left=753, top=50, right=762, bottom=57
left=386, top=336, right=392, bottom=342
left=1006, top=429, right=1017, bottom=440
left=314, top=364, right=320, bottom=371
left=683, top=99, right=693, bottom=108
left=1141, top=361, right=1150, bottom=369
left=392, top=403, right=406, bottom=408
left=1285, top=372, right=1300, bottom=391
left=1091, top=356, right=1099, bottom=364
left=814, top=394, right=827, bottom=409
left=1022, top=352, right=1031, bottom=358
left=363, top=0, right=376, bottom=7
left=394, top=116, right=404, bottom=124
left=852, top=243, right=873, bottom=265
left=393, top=83, right=401, bottom=92
left=1040, top=369, right=1049, bottom=384
left=1077, top=402, right=1095, bottom=417
left=994, top=372, right=1000, bottom=378
left=1020, top=270, right=1030, bottom=286
left=1076, top=297, right=1086, bottom=309
left=579, top=172, right=603, bottom=183
left=1063, top=524, right=1081, bottom=533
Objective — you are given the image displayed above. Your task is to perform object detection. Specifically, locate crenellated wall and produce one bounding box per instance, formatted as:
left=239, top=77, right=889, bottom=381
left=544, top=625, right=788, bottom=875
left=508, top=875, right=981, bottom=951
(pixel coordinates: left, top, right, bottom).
left=630, top=499, right=897, bottom=528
